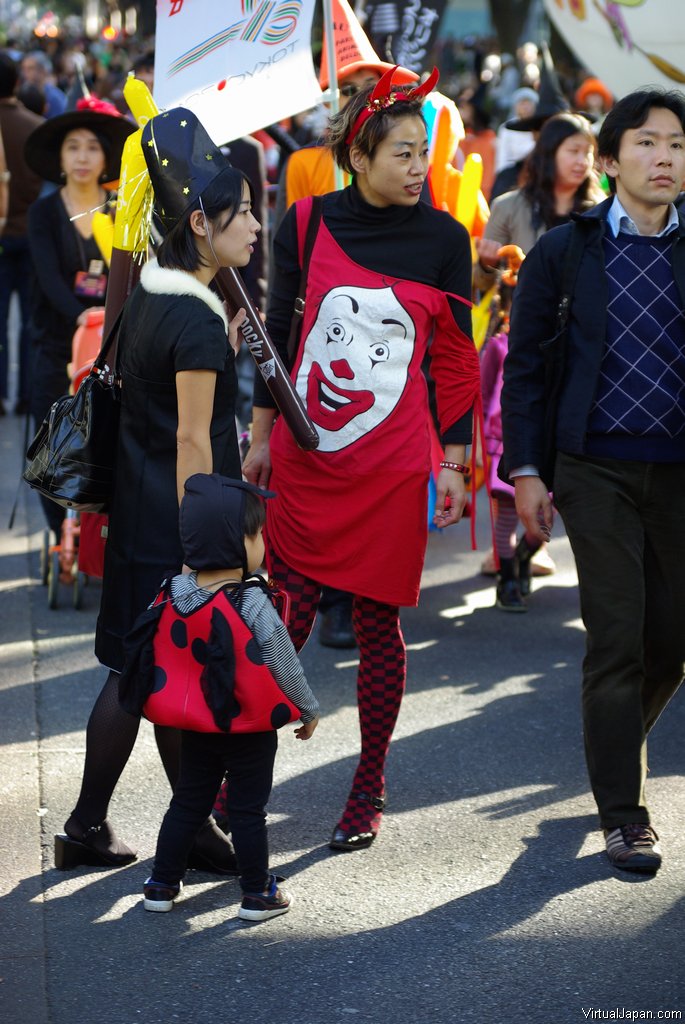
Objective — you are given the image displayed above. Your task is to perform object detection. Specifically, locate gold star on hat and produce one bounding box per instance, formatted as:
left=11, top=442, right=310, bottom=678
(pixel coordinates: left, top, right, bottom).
left=142, top=107, right=232, bottom=231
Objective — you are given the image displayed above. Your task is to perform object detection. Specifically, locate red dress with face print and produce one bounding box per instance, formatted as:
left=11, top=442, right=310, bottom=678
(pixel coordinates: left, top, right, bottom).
left=267, top=200, right=480, bottom=607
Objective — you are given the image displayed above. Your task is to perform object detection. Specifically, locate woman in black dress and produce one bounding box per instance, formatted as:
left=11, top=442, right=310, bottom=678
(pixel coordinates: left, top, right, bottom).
left=55, top=110, right=260, bottom=870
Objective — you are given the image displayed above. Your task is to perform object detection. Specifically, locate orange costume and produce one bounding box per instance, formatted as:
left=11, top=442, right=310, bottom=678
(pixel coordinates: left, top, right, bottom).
left=284, top=144, right=350, bottom=208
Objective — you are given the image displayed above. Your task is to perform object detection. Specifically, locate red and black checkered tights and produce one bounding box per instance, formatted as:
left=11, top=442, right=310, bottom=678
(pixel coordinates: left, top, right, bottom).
left=270, top=544, right=406, bottom=838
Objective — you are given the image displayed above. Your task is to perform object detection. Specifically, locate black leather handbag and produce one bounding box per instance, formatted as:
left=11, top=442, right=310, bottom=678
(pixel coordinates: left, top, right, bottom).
left=23, top=312, right=123, bottom=513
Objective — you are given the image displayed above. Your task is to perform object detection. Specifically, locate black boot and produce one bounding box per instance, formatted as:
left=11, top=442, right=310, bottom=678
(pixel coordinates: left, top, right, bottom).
left=318, top=598, right=356, bottom=649
left=495, top=557, right=527, bottom=612
left=514, top=536, right=540, bottom=598
left=55, top=815, right=138, bottom=870
left=187, top=818, right=240, bottom=875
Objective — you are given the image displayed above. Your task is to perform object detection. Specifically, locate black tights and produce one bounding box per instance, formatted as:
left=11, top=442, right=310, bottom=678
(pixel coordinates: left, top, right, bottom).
left=71, top=670, right=182, bottom=826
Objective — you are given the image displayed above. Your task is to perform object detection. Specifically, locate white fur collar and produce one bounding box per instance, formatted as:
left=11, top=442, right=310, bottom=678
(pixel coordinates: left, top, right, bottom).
left=140, top=259, right=228, bottom=331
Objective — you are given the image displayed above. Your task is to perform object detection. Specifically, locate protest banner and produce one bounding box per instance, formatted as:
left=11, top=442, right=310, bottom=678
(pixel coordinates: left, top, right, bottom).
left=392, top=0, right=449, bottom=76
left=543, top=1, right=685, bottom=96
left=154, top=0, right=321, bottom=144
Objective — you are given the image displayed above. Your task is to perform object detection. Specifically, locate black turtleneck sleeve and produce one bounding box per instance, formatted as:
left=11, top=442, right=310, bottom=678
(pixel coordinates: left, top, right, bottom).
left=255, top=184, right=474, bottom=443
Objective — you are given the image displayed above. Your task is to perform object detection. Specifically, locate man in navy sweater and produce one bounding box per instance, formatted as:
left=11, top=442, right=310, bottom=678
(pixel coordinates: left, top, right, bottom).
left=500, top=88, right=685, bottom=875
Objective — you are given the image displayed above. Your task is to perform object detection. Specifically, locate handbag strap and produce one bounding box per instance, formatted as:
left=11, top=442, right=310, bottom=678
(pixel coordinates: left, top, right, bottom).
left=286, top=194, right=324, bottom=366
left=92, top=304, right=125, bottom=376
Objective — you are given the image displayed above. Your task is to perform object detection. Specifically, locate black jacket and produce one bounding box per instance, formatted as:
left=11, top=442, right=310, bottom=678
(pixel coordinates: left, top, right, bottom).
left=27, top=189, right=105, bottom=359
left=500, top=196, right=685, bottom=480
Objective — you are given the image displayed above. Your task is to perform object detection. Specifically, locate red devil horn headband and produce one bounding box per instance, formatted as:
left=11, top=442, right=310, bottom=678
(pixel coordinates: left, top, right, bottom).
left=345, top=66, right=440, bottom=146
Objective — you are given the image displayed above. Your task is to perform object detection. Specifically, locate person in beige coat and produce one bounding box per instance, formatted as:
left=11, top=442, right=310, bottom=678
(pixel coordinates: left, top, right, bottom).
left=475, top=112, right=604, bottom=288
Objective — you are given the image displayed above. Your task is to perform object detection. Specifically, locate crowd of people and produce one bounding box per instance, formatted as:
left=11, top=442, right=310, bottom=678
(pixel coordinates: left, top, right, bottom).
left=2, top=23, right=684, bottom=920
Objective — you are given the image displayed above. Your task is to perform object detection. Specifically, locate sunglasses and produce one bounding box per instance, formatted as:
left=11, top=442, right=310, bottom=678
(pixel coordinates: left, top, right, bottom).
left=340, top=83, right=361, bottom=98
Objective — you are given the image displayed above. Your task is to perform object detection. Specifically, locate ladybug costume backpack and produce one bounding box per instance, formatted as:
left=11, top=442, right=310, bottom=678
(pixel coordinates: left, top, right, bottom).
left=119, top=576, right=300, bottom=733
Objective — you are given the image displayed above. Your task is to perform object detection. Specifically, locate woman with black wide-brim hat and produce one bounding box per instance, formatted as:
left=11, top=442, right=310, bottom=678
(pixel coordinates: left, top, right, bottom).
left=24, top=96, right=135, bottom=536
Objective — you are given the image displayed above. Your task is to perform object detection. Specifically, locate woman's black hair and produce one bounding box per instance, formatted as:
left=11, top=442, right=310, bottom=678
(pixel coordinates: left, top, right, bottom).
left=598, top=88, right=685, bottom=193
left=521, top=112, right=601, bottom=229
left=242, top=490, right=266, bottom=539
left=327, top=84, right=426, bottom=175
left=156, top=165, right=253, bottom=273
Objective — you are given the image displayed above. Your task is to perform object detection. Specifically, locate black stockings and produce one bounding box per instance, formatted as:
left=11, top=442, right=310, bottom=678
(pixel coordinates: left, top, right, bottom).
left=71, top=669, right=181, bottom=826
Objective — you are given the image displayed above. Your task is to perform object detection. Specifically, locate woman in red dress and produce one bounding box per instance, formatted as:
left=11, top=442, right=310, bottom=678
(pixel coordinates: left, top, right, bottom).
left=244, top=69, right=481, bottom=851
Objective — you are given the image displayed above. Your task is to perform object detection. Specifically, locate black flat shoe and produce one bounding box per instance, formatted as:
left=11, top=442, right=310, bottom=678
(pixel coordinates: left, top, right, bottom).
left=329, top=827, right=377, bottom=852
left=187, top=818, right=240, bottom=875
left=514, top=536, right=539, bottom=598
left=328, top=792, right=385, bottom=853
left=55, top=817, right=137, bottom=869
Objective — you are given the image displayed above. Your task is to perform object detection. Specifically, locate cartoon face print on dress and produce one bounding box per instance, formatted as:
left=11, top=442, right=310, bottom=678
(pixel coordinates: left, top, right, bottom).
left=295, top=284, right=416, bottom=452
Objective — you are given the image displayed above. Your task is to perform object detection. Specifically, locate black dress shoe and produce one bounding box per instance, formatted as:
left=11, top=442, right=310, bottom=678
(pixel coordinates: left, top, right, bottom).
left=318, top=603, right=356, bottom=649
left=55, top=816, right=138, bottom=869
left=514, top=535, right=536, bottom=598
left=329, top=827, right=377, bottom=852
left=328, top=792, right=385, bottom=852
left=187, top=818, right=240, bottom=875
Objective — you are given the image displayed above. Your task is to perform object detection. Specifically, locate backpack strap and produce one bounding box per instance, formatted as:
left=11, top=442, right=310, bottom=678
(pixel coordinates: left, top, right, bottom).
left=555, top=221, right=586, bottom=335
left=286, top=194, right=324, bottom=366
left=229, top=573, right=291, bottom=626
left=538, top=221, right=587, bottom=490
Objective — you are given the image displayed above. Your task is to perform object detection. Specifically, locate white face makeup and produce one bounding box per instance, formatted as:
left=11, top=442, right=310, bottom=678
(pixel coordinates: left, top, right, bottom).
left=295, top=284, right=416, bottom=452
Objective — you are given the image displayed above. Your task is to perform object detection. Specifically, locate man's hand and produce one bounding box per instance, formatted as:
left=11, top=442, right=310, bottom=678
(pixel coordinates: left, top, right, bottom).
left=514, top=475, right=553, bottom=544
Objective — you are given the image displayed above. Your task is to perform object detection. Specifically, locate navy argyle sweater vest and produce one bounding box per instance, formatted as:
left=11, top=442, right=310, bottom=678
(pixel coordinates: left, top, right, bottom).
left=585, top=231, right=685, bottom=462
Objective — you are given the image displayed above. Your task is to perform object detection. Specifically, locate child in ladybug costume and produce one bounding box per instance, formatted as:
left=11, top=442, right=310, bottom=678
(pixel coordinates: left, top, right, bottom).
left=119, top=473, right=320, bottom=920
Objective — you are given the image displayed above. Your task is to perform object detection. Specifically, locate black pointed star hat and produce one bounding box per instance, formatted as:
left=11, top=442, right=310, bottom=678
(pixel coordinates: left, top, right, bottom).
left=505, top=43, right=569, bottom=132
left=142, top=107, right=235, bottom=230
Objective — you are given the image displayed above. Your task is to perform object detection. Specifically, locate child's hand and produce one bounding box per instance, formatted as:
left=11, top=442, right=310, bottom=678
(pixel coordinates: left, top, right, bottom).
left=294, top=716, right=319, bottom=740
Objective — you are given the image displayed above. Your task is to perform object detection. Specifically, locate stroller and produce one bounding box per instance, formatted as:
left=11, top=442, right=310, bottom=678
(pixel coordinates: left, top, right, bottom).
left=40, top=308, right=105, bottom=609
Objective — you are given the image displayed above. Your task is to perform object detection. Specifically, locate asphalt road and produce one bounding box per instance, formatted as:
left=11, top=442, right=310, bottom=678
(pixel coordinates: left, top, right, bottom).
left=1, top=412, right=683, bottom=1024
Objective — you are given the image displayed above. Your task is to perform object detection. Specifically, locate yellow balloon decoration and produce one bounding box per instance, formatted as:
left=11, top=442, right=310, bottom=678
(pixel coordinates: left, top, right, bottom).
left=112, top=129, right=153, bottom=257
left=471, top=285, right=497, bottom=353
left=456, top=153, right=483, bottom=237
left=123, top=75, right=159, bottom=127
left=445, top=165, right=460, bottom=218
left=430, top=106, right=454, bottom=210
left=91, top=212, right=114, bottom=266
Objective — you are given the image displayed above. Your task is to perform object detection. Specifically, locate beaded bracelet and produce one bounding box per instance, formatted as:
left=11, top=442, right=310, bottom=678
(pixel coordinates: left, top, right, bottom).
left=439, top=461, right=468, bottom=474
